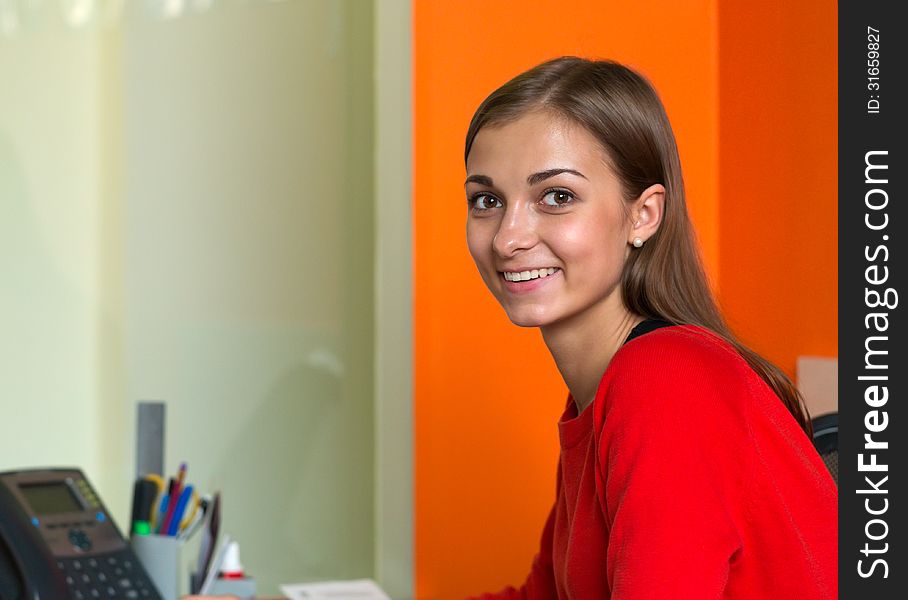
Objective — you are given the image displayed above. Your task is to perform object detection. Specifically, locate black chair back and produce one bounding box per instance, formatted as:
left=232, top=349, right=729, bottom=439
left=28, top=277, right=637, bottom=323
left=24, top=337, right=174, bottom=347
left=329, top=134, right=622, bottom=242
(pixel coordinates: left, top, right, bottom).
left=812, top=413, right=838, bottom=485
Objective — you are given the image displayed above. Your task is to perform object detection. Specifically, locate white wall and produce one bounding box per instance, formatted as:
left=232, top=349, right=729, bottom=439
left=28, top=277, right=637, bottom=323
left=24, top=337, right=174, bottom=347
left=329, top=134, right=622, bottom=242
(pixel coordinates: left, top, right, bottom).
left=0, top=14, right=113, bottom=503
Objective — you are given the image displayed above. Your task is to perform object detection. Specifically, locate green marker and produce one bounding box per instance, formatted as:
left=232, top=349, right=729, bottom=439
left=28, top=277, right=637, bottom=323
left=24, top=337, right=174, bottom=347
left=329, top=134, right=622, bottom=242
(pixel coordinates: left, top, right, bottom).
left=132, top=520, right=151, bottom=536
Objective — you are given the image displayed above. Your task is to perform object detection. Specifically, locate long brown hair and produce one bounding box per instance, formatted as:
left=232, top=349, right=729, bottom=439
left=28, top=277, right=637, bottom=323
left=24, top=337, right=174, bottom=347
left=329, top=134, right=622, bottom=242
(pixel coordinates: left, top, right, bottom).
left=464, top=56, right=813, bottom=436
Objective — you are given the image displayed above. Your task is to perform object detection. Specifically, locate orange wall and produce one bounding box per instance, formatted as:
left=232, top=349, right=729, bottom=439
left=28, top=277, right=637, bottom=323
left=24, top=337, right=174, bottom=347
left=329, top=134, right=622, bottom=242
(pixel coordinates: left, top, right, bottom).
left=415, top=1, right=836, bottom=598
left=717, top=0, right=838, bottom=375
left=414, top=2, right=719, bottom=598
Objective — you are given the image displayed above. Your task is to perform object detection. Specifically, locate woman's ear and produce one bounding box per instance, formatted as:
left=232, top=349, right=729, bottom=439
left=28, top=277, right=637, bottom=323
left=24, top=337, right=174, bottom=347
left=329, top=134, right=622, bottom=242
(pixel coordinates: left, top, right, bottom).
left=629, top=183, right=665, bottom=244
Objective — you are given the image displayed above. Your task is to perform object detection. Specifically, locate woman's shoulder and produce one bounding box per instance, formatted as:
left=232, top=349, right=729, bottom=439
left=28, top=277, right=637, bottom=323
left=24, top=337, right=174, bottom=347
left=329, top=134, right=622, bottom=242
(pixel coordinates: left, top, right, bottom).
left=614, top=323, right=750, bottom=375
left=595, top=324, right=761, bottom=421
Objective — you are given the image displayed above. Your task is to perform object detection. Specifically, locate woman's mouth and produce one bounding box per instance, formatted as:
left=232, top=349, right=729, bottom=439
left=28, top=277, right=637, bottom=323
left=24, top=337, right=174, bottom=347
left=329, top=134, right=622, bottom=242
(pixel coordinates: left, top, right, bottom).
left=502, top=267, right=558, bottom=282
left=500, top=267, right=561, bottom=292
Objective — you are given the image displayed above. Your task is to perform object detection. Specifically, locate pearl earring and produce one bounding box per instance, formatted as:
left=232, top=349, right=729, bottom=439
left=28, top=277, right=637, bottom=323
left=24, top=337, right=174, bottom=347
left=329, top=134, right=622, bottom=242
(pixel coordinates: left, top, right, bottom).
left=632, top=237, right=644, bottom=248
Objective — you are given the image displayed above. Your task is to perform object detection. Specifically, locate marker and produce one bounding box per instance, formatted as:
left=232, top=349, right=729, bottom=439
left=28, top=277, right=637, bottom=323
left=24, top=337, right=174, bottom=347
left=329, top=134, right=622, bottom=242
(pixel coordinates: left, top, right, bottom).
left=133, top=521, right=151, bottom=536
left=130, top=479, right=158, bottom=536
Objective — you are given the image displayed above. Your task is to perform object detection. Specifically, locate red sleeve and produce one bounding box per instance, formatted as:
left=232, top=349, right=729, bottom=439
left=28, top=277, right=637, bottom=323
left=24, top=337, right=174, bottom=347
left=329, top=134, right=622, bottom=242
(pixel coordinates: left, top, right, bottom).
left=597, top=334, right=750, bottom=599
left=467, top=501, right=558, bottom=600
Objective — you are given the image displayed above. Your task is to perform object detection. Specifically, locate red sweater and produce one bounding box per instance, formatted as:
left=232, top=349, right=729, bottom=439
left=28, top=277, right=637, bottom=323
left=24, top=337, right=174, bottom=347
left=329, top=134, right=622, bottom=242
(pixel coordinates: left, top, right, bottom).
left=471, top=325, right=837, bottom=599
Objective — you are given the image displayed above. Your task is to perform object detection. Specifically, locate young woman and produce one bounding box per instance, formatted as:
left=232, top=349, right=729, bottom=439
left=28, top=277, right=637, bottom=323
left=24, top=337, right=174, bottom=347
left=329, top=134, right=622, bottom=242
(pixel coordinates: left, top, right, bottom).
left=464, top=57, right=837, bottom=599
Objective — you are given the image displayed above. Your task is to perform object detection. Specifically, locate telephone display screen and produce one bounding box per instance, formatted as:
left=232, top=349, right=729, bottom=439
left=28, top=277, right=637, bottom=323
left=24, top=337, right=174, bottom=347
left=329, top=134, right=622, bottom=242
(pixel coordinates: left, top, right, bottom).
left=19, top=482, right=83, bottom=515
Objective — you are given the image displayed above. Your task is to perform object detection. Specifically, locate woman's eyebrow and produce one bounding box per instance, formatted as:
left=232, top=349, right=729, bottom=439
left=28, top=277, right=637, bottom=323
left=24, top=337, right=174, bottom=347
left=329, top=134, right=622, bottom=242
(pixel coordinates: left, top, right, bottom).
left=527, top=168, right=587, bottom=185
left=464, top=168, right=587, bottom=187
left=464, top=174, right=493, bottom=186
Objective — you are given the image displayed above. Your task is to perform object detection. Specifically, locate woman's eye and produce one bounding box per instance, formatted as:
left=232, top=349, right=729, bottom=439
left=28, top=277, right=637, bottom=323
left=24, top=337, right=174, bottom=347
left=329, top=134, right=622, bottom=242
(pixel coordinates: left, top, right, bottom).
left=542, top=190, right=575, bottom=207
left=471, top=194, right=502, bottom=210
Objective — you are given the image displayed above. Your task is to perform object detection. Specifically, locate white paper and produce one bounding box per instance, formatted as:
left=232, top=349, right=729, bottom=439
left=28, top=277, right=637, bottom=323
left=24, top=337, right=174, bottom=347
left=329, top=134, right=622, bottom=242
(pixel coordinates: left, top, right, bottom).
left=280, top=578, right=391, bottom=600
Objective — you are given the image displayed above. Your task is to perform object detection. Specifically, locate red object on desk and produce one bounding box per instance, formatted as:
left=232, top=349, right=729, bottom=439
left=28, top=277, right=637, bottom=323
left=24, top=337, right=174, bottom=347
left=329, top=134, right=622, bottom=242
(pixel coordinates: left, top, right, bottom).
left=160, top=462, right=187, bottom=535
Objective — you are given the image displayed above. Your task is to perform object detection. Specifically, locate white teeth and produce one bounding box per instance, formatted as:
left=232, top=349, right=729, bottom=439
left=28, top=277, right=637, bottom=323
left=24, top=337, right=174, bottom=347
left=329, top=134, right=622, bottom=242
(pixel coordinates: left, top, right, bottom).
left=503, top=268, right=558, bottom=282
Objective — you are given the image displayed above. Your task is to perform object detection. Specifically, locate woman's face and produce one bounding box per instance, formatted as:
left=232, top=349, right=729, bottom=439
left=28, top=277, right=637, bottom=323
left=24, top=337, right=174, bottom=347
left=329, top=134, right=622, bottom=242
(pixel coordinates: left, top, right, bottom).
left=465, top=110, right=643, bottom=329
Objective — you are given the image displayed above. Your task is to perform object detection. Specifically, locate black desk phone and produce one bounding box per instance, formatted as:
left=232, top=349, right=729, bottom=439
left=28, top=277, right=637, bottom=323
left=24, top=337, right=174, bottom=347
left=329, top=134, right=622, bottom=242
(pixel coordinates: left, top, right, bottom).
left=0, top=468, right=161, bottom=600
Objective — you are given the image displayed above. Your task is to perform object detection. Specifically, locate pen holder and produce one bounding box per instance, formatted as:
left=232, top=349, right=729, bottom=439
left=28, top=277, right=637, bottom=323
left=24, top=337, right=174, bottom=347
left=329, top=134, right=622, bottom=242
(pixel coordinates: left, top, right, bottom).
left=131, top=535, right=186, bottom=600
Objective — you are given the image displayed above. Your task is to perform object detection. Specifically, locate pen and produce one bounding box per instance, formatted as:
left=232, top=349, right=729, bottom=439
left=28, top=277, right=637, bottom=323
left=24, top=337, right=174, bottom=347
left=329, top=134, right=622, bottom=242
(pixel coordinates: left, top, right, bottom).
left=156, top=478, right=174, bottom=534
left=161, top=469, right=183, bottom=535
left=167, top=485, right=194, bottom=536
left=175, top=462, right=187, bottom=491
left=164, top=462, right=188, bottom=532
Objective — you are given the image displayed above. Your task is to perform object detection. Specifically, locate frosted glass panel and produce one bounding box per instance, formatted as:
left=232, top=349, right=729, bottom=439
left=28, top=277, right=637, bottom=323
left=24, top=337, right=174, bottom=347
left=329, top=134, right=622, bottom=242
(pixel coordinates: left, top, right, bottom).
left=1, top=0, right=375, bottom=595
left=122, top=0, right=375, bottom=593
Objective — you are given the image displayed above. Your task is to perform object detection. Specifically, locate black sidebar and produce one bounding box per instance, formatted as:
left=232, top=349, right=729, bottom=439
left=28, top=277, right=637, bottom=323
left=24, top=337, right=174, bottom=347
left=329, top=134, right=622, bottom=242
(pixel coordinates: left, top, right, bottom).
left=839, top=1, right=906, bottom=597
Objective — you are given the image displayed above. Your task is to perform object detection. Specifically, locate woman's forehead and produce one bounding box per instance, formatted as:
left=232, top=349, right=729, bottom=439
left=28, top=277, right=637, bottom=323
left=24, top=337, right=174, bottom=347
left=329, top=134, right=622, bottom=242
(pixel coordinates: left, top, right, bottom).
left=466, top=112, right=612, bottom=182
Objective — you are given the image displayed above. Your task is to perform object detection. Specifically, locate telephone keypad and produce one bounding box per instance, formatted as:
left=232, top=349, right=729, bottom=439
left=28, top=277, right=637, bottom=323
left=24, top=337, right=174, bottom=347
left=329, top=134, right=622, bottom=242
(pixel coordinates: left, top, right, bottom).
left=69, top=528, right=94, bottom=551
left=56, top=550, right=160, bottom=600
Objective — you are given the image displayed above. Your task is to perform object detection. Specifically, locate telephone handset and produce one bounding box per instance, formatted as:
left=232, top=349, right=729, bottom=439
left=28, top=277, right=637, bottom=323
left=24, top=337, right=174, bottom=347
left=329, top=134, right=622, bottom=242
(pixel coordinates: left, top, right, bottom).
left=0, top=468, right=162, bottom=600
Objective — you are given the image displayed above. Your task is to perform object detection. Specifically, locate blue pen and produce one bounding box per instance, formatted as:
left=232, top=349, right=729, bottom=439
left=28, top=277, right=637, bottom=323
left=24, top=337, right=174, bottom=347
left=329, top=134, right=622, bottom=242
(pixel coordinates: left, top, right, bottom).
left=155, top=493, right=169, bottom=534
left=167, top=485, right=194, bottom=536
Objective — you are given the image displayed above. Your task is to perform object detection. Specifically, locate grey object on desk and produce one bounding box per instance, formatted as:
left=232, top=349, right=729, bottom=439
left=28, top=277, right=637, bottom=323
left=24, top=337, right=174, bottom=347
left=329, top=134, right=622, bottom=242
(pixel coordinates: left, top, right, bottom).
left=131, top=534, right=183, bottom=600
left=137, top=401, right=166, bottom=477
left=204, top=576, right=256, bottom=599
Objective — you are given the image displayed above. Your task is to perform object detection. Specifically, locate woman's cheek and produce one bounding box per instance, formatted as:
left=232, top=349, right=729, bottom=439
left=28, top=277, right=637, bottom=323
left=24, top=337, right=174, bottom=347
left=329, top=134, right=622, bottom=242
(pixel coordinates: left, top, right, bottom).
left=466, top=224, right=496, bottom=281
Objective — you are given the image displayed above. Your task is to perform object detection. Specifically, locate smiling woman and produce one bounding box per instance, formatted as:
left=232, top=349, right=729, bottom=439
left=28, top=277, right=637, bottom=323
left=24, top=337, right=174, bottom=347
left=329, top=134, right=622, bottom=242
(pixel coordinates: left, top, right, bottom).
left=462, top=57, right=837, bottom=599
left=465, top=111, right=663, bottom=376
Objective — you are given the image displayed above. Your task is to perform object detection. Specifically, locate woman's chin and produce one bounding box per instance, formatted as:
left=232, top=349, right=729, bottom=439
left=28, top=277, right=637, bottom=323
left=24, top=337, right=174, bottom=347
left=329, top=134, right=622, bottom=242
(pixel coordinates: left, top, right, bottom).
left=504, top=308, right=556, bottom=328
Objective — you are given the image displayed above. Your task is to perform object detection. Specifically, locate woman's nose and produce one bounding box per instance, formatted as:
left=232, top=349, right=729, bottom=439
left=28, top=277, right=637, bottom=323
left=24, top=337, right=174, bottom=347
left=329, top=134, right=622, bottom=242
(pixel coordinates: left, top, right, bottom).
left=492, top=205, right=538, bottom=257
